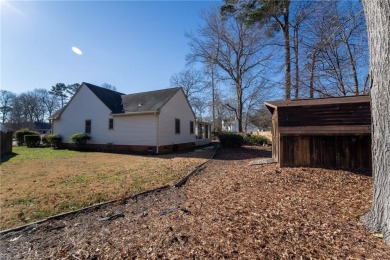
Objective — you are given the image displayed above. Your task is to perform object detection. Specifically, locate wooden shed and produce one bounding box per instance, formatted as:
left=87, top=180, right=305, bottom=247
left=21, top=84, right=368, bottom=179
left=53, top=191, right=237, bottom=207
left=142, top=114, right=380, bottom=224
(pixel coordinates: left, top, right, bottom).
left=264, top=95, right=371, bottom=170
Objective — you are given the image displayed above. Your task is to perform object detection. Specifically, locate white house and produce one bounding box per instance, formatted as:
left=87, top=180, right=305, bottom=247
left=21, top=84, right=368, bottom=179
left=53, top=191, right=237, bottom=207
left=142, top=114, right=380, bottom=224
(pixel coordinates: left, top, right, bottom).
left=51, top=82, right=210, bottom=153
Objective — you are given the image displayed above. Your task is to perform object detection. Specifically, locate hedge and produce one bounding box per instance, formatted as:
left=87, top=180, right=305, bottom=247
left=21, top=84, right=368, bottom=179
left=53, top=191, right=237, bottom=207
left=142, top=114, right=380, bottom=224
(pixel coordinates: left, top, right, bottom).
left=243, top=134, right=269, bottom=146
left=218, top=132, right=244, bottom=148
left=42, top=133, right=62, bottom=148
left=70, top=133, right=91, bottom=147
left=24, top=135, right=41, bottom=148
left=15, top=129, right=40, bottom=146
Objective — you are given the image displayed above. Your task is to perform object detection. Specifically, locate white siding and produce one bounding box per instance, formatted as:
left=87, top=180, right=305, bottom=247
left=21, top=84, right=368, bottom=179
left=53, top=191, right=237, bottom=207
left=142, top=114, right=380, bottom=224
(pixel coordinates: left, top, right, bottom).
left=53, top=86, right=112, bottom=144
left=53, top=85, right=157, bottom=145
left=110, top=114, right=157, bottom=146
left=159, top=90, right=196, bottom=146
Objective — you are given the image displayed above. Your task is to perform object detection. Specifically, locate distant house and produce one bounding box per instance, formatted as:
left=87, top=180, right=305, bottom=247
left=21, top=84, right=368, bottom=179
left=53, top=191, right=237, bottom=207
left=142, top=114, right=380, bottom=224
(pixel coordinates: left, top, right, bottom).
left=33, top=122, right=51, bottom=134
left=51, top=82, right=210, bottom=153
left=265, top=95, right=371, bottom=170
left=1, top=122, right=51, bottom=134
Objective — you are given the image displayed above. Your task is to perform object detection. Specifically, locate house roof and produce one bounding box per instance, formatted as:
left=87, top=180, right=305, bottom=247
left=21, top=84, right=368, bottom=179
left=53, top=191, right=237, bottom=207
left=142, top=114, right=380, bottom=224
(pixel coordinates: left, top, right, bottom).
left=50, top=83, right=184, bottom=119
left=265, top=95, right=370, bottom=110
left=120, top=87, right=181, bottom=113
left=50, top=107, right=64, bottom=120
left=83, top=82, right=125, bottom=114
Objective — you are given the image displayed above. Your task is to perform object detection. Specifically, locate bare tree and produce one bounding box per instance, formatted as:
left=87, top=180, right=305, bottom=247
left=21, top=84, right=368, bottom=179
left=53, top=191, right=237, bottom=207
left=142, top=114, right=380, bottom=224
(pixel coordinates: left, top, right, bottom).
left=34, top=89, right=60, bottom=119
left=170, top=69, right=209, bottom=119
left=361, top=0, right=390, bottom=246
left=187, top=8, right=272, bottom=132
left=170, top=69, right=206, bottom=100
left=0, top=90, right=16, bottom=124
left=301, top=1, right=368, bottom=97
left=289, top=1, right=315, bottom=99
left=222, top=0, right=292, bottom=100
left=248, top=106, right=272, bottom=130
left=100, top=83, right=116, bottom=91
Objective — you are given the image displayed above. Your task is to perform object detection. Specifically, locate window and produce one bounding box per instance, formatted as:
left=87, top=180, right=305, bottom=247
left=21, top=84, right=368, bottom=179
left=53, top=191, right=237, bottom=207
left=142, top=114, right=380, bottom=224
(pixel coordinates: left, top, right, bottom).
left=85, top=120, right=91, bottom=134
left=205, top=124, right=209, bottom=139
left=109, top=118, right=114, bottom=129
left=190, top=121, right=194, bottom=134
left=175, top=118, right=180, bottom=134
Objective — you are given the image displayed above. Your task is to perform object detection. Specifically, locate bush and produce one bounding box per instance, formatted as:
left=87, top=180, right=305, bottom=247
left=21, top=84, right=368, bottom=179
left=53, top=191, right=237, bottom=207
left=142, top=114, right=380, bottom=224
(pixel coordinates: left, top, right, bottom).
left=15, top=129, right=40, bottom=146
left=243, top=134, right=269, bottom=146
left=24, top=135, right=41, bottom=148
left=43, top=134, right=62, bottom=148
left=218, top=132, right=244, bottom=148
left=70, top=133, right=91, bottom=147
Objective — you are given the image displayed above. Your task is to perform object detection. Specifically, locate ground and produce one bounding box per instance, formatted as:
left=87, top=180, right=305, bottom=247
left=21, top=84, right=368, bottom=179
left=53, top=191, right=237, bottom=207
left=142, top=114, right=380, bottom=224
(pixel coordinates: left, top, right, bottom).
left=0, top=146, right=214, bottom=230
left=1, top=146, right=389, bottom=259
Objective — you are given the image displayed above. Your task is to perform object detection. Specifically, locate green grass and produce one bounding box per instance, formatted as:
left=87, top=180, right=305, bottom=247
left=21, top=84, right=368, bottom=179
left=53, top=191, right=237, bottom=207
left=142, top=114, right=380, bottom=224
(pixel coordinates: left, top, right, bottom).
left=1, top=146, right=83, bottom=164
left=7, top=197, right=39, bottom=206
left=0, top=145, right=213, bottom=229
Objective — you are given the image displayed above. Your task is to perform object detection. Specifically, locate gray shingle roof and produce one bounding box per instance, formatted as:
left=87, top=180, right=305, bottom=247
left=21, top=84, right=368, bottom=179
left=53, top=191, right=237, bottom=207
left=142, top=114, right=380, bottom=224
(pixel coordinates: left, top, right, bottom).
left=121, top=87, right=181, bottom=113
left=84, top=82, right=125, bottom=114
left=50, top=83, right=183, bottom=119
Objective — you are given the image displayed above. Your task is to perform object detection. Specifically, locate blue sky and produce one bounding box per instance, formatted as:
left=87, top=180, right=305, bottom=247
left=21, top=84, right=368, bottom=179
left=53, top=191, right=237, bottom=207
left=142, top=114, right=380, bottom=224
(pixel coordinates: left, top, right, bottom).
left=1, top=0, right=220, bottom=94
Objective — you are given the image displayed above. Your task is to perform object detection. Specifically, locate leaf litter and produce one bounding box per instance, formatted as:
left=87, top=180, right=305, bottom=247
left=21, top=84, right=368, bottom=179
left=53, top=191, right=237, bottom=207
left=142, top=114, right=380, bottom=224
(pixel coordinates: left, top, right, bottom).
left=0, top=146, right=389, bottom=259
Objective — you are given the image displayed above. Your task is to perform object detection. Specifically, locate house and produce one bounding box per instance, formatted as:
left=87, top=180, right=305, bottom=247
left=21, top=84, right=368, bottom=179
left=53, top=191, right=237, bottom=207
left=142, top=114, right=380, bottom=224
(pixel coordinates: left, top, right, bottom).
left=1, top=122, right=51, bottom=134
left=265, top=95, right=371, bottom=170
left=195, top=120, right=212, bottom=146
left=51, top=82, right=210, bottom=153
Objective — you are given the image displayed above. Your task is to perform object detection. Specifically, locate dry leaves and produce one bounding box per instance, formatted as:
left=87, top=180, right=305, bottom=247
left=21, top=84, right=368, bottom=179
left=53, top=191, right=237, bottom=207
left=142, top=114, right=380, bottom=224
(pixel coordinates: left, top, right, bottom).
left=1, top=146, right=389, bottom=259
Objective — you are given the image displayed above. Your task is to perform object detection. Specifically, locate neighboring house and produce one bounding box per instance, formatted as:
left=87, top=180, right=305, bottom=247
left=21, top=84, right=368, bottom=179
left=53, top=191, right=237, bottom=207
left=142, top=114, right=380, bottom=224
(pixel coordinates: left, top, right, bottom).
left=33, top=122, right=51, bottom=134
left=195, top=120, right=212, bottom=146
left=265, top=95, right=371, bottom=170
left=51, top=82, right=210, bottom=153
left=1, top=122, right=51, bottom=134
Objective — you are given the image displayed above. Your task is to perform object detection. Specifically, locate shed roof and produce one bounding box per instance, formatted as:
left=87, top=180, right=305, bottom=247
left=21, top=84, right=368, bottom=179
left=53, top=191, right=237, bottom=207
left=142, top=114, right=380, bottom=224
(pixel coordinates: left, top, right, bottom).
left=265, top=95, right=370, bottom=111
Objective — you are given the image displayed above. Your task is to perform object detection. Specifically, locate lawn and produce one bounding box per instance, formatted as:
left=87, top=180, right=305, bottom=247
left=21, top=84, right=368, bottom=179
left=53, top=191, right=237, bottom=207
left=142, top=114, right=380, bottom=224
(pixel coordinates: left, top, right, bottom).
left=0, top=146, right=214, bottom=230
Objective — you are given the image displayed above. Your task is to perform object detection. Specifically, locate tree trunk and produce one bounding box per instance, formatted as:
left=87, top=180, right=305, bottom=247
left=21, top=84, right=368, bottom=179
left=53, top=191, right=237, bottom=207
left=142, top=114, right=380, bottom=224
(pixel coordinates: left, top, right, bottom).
left=293, top=27, right=300, bottom=99
left=237, top=87, right=243, bottom=133
left=361, top=0, right=390, bottom=246
left=309, top=52, right=317, bottom=98
left=345, top=39, right=360, bottom=95
left=283, top=13, right=291, bottom=100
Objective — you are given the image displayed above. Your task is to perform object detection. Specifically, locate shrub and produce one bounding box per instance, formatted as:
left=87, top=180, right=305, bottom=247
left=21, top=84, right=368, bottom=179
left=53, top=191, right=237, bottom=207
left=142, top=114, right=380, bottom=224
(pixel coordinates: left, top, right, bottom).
left=218, top=132, right=244, bottom=148
left=15, top=129, right=40, bottom=146
left=24, top=135, right=41, bottom=148
left=43, top=134, right=62, bottom=148
left=41, top=135, right=49, bottom=146
left=70, top=133, right=91, bottom=147
left=243, top=134, right=269, bottom=146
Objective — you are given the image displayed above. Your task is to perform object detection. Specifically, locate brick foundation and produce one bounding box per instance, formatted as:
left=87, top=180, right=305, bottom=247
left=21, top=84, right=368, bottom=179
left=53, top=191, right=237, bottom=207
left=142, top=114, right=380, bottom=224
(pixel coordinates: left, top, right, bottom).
left=60, top=142, right=196, bottom=154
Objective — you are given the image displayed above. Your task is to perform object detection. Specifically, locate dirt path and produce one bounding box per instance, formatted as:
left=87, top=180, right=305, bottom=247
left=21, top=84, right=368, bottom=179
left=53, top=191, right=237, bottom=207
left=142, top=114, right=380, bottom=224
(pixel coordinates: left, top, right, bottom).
left=1, top=147, right=389, bottom=259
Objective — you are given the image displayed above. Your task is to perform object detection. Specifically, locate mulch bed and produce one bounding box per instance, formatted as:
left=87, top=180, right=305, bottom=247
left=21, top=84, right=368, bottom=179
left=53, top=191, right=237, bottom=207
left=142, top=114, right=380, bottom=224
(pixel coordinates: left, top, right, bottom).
left=1, top=146, right=389, bottom=259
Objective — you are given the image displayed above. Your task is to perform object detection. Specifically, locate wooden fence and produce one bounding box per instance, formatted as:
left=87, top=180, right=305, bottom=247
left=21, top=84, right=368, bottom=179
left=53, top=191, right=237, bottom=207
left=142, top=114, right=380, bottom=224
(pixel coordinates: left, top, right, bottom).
left=1, top=131, right=13, bottom=157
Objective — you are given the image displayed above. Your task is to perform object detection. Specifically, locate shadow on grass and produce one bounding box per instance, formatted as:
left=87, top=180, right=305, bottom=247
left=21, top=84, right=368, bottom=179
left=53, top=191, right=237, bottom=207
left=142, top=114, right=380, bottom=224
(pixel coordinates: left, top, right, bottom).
left=65, top=143, right=220, bottom=160
left=1, top=152, right=19, bottom=163
left=213, top=146, right=272, bottom=161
